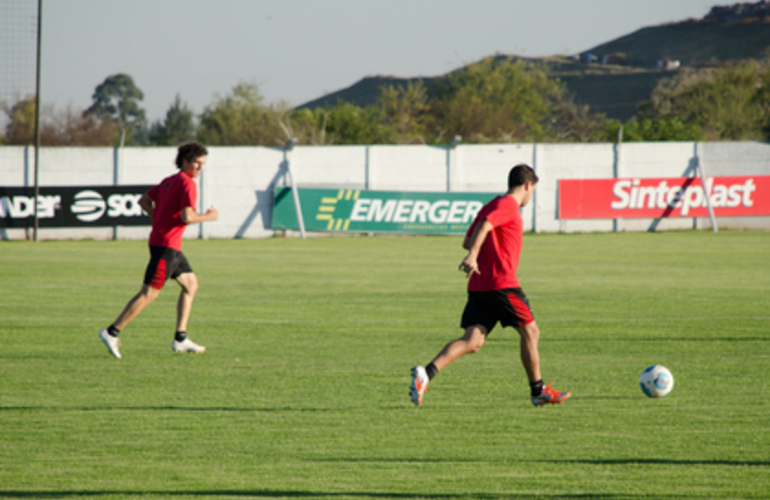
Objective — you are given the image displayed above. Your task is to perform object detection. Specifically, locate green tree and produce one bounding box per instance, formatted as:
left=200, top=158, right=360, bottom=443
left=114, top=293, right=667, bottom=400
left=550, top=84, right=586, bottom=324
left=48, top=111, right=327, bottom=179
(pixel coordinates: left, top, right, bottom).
left=432, top=57, right=563, bottom=143
left=149, top=94, right=196, bottom=146
left=42, top=105, right=118, bottom=146
left=281, top=107, right=327, bottom=145
left=84, top=73, right=147, bottom=144
left=549, top=99, right=614, bottom=143
left=2, top=94, right=36, bottom=144
left=2, top=95, right=117, bottom=146
left=197, top=82, right=284, bottom=145
left=604, top=117, right=705, bottom=142
left=377, top=80, right=433, bottom=144
left=750, top=61, right=770, bottom=140
left=640, top=60, right=769, bottom=140
left=323, top=103, right=394, bottom=145
left=280, top=103, right=394, bottom=145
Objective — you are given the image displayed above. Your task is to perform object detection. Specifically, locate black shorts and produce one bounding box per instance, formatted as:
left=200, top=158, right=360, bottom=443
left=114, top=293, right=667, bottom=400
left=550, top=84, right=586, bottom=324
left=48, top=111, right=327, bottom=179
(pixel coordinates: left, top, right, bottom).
left=461, top=288, right=535, bottom=334
left=143, top=246, right=193, bottom=289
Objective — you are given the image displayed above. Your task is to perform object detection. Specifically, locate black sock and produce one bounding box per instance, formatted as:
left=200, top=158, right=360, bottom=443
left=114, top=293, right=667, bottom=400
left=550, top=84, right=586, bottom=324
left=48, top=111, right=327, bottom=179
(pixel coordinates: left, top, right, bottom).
left=175, top=331, right=187, bottom=342
left=426, top=362, right=438, bottom=380
left=530, top=379, right=544, bottom=396
left=107, top=325, right=120, bottom=337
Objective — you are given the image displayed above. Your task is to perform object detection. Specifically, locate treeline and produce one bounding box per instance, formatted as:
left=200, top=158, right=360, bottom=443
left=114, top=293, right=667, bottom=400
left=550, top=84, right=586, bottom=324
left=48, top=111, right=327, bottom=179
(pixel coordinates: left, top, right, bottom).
left=2, top=57, right=769, bottom=147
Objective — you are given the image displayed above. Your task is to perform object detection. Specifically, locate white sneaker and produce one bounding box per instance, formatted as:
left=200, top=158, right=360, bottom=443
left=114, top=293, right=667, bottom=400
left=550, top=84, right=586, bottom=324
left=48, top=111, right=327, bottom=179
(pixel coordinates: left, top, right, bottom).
left=410, top=365, right=429, bottom=406
left=171, top=338, right=206, bottom=354
left=99, top=329, right=121, bottom=359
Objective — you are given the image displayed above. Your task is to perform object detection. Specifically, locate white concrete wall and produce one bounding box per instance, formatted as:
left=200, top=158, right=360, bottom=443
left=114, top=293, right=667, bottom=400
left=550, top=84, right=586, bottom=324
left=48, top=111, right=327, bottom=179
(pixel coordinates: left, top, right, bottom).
left=694, top=142, right=770, bottom=230
left=1, top=141, right=768, bottom=241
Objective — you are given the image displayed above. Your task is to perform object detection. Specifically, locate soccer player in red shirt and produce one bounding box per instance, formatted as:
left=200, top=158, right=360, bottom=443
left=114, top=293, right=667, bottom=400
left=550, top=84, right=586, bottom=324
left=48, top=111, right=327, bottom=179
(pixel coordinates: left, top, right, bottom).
left=99, top=142, right=219, bottom=359
left=410, top=164, right=571, bottom=406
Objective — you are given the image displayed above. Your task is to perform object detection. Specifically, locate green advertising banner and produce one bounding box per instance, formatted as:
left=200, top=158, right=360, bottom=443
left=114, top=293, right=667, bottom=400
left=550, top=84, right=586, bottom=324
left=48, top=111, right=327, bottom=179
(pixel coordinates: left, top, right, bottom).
left=272, top=187, right=495, bottom=234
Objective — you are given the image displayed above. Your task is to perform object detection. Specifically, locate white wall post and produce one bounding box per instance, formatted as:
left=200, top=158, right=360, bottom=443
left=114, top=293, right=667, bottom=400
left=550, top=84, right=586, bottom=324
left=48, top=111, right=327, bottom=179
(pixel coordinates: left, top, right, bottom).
left=447, top=135, right=461, bottom=192
left=695, top=142, right=718, bottom=233
left=285, top=138, right=306, bottom=239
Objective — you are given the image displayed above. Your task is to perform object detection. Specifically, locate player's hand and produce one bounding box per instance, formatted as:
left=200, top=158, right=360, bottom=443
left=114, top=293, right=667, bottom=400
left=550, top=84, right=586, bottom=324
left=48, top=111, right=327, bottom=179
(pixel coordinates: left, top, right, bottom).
left=458, top=255, right=480, bottom=278
left=206, top=207, right=219, bottom=221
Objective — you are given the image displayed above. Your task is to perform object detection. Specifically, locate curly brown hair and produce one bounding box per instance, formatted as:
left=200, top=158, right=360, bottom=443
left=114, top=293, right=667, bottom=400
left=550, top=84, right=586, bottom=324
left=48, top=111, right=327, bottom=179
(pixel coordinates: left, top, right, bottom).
left=175, top=142, right=208, bottom=169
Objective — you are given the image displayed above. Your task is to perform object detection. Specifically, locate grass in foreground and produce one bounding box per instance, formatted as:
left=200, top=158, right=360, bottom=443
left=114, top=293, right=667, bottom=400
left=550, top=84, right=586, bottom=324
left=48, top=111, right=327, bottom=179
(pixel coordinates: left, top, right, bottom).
left=0, top=231, right=768, bottom=499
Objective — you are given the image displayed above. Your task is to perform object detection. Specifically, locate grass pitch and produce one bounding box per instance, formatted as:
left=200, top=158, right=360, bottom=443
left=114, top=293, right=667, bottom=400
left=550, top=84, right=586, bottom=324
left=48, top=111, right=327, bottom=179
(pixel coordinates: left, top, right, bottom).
left=1, top=231, right=768, bottom=499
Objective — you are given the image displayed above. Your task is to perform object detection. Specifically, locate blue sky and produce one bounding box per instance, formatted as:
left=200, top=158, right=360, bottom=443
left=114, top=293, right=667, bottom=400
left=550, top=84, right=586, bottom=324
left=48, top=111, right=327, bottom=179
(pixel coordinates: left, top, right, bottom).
left=3, top=0, right=715, bottom=123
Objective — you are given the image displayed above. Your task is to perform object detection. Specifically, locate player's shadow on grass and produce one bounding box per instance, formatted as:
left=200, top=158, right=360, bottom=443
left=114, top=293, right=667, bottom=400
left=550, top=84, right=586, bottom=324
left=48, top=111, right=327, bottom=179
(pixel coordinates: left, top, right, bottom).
left=0, top=489, right=694, bottom=498
left=540, top=458, right=769, bottom=467
left=566, top=395, right=637, bottom=401
left=306, top=456, right=770, bottom=467
left=0, top=405, right=341, bottom=413
left=546, top=336, right=769, bottom=343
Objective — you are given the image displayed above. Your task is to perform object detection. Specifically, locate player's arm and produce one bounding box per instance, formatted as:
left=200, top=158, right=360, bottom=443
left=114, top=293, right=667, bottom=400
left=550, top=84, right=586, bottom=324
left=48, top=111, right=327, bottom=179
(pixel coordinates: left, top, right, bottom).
left=459, top=219, right=493, bottom=277
left=138, top=193, right=155, bottom=219
left=181, top=205, right=219, bottom=224
left=462, top=233, right=471, bottom=250
left=462, top=216, right=483, bottom=250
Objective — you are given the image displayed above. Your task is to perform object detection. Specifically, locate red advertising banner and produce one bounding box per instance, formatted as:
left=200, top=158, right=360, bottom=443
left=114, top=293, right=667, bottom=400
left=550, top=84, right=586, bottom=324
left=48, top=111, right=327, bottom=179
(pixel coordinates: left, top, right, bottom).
left=559, top=176, right=770, bottom=219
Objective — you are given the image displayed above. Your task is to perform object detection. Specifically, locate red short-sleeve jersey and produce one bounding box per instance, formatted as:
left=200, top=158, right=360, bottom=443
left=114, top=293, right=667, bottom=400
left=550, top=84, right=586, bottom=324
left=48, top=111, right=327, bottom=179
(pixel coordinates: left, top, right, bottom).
left=146, top=171, right=197, bottom=251
left=465, top=195, right=524, bottom=292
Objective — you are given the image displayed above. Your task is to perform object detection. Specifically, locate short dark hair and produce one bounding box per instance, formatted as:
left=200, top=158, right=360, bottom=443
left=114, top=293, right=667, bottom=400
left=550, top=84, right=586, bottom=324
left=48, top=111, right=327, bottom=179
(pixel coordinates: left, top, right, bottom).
left=175, top=142, right=208, bottom=169
left=508, top=163, right=539, bottom=190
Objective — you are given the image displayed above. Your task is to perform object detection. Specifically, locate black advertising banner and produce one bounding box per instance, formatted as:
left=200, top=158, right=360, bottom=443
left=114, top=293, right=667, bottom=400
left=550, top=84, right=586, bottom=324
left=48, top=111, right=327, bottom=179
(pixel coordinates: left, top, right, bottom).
left=0, top=186, right=154, bottom=228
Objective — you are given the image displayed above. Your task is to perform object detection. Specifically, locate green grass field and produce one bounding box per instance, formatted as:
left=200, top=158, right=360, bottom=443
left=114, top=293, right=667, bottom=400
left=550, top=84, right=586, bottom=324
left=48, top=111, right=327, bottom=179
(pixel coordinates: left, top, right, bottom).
left=1, top=231, right=768, bottom=499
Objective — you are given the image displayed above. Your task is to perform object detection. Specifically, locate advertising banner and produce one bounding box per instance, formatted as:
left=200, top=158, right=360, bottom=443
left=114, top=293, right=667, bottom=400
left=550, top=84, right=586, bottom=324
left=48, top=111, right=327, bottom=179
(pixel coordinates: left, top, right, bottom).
left=272, top=187, right=495, bottom=234
left=559, top=176, right=770, bottom=219
left=0, top=185, right=153, bottom=228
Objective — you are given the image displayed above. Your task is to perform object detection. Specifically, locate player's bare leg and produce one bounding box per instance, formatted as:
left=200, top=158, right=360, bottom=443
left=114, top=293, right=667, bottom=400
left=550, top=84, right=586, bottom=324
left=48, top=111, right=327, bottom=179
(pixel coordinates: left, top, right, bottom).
left=99, top=285, right=160, bottom=358
left=515, top=321, right=541, bottom=383
left=517, top=321, right=571, bottom=406
left=431, top=324, right=488, bottom=370
left=171, top=272, right=205, bottom=353
left=174, top=272, right=198, bottom=333
left=114, top=285, right=161, bottom=330
left=411, top=325, right=488, bottom=405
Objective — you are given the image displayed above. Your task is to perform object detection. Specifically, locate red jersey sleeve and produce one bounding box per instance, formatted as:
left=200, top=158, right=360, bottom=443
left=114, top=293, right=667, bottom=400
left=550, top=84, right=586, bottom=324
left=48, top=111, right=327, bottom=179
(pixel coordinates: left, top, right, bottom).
left=484, top=197, right=517, bottom=228
left=179, top=178, right=198, bottom=211
left=465, top=217, right=480, bottom=241
left=179, top=178, right=197, bottom=213
left=146, top=184, right=160, bottom=201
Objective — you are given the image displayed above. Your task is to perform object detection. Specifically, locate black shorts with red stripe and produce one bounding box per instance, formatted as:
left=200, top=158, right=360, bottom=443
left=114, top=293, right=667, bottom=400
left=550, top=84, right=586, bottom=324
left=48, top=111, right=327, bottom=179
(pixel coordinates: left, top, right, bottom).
left=461, top=288, right=534, bottom=334
left=143, top=246, right=193, bottom=290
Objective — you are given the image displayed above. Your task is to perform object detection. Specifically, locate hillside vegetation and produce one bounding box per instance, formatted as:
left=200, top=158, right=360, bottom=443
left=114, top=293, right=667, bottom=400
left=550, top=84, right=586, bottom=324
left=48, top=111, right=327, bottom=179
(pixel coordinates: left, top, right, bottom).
left=301, top=2, right=770, bottom=122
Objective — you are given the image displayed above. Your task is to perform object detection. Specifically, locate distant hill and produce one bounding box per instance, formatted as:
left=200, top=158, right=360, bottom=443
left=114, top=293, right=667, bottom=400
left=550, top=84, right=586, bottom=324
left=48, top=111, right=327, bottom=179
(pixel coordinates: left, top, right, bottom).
left=581, top=17, right=770, bottom=68
left=299, top=2, right=770, bottom=122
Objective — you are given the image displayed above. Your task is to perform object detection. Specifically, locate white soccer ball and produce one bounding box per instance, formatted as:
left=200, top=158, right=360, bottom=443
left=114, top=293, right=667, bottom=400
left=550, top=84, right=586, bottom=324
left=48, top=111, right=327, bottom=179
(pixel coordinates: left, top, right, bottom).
left=639, top=365, right=674, bottom=398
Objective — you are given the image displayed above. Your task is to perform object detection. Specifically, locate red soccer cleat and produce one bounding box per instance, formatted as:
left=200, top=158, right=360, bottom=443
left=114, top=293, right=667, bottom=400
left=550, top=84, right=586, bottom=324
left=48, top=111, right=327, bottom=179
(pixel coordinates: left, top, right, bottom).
left=531, top=381, right=571, bottom=406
